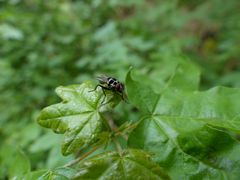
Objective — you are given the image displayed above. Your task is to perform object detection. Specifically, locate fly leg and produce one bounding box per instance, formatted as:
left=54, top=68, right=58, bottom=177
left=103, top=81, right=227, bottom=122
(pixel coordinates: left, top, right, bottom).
left=88, top=84, right=101, bottom=92
left=89, top=84, right=110, bottom=104
left=117, top=92, right=128, bottom=103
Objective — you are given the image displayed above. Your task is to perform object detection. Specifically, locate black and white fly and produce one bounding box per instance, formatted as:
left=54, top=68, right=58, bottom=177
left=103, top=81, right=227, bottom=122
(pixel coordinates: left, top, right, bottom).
left=89, top=75, right=126, bottom=104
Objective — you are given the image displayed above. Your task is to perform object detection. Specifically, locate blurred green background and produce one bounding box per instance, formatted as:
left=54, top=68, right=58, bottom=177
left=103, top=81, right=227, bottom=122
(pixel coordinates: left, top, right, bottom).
left=0, top=0, right=240, bottom=178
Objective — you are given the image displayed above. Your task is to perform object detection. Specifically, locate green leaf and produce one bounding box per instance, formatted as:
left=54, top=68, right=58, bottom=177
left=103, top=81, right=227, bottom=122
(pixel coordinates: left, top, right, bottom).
left=125, top=59, right=200, bottom=114
left=37, top=167, right=77, bottom=180
left=29, top=132, right=62, bottom=153
left=126, top=70, right=159, bottom=114
left=0, top=145, right=30, bottom=179
left=23, top=169, right=48, bottom=180
left=46, top=146, right=74, bottom=169
left=128, top=60, right=240, bottom=132
left=165, top=60, right=200, bottom=91
left=73, top=149, right=169, bottom=180
left=37, top=81, right=119, bottom=155
left=0, top=24, right=24, bottom=40
left=127, top=60, right=240, bottom=179
left=129, top=115, right=240, bottom=179
left=8, top=148, right=31, bottom=179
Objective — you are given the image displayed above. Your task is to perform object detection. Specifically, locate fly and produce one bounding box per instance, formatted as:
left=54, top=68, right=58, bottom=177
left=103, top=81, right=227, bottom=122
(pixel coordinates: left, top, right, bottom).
left=89, top=75, right=127, bottom=104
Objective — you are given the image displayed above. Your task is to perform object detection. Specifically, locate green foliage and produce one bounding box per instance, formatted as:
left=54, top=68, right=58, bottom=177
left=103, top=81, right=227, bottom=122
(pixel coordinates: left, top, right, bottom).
left=37, top=81, right=120, bottom=155
left=33, top=167, right=77, bottom=180
left=33, top=59, right=240, bottom=179
left=0, top=146, right=31, bottom=179
left=73, top=149, right=169, bottom=180
left=127, top=61, right=240, bottom=179
left=1, top=0, right=240, bottom=179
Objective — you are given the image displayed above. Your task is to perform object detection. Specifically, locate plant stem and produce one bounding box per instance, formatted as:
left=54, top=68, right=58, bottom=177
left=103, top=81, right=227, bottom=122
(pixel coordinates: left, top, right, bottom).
left=105, top=116, right=123, bottom=156
left=64, top=145, right=100, bottom=167
left=113, top=138, right=123, bottom=156
left=114, top=122, right=139, bottom=140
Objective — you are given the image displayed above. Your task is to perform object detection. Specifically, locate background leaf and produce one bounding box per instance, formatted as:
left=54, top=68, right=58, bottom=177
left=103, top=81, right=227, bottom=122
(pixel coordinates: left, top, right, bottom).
left=1, top=0, right=240, bottom=178
left=73, top=149, right=169, bottom=180
left=36, top=167, right=77, bottom=180
left=0, top=146, right=30, bottom=179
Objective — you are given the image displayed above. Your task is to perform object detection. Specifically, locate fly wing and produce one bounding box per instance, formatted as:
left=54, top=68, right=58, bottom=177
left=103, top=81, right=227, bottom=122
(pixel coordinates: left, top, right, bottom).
left=96, top=75, right=109, bottom=84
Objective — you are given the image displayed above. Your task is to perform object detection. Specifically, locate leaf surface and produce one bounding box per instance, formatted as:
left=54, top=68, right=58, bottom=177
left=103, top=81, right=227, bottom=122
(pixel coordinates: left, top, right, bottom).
left=9, top=149, right=31, bottom=179
left=73, top=149, right=169, bottom=180
left=127, top=61, right=240, bottom=179
left=36, top=167, right=77, bottom=180
left=37, top=81, right=118, bottom=155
